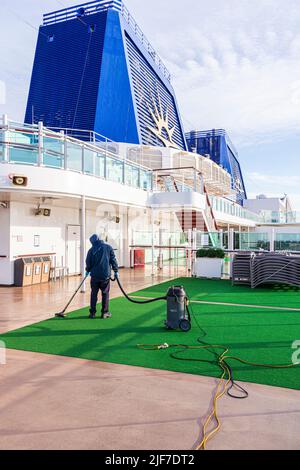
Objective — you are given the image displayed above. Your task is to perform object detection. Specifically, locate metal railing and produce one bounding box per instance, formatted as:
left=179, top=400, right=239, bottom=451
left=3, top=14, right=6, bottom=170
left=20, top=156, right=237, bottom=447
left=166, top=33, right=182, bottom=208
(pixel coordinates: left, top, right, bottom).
left=42, top=0, right=171, bottom=82
left=203, top=185, right=218, bottom=232
left=259, top=210, right=300, bottom=225
left=194, top=231, right=300, bottom=253
left=47, top=126, right=119, bottom=155
left=43, top=1, right=122, bottom=25
left=186, top=129, right=240, bottom=159
left=121, top=3, right=171, bottom=81
left=152, top=167, right=204, bottom=194
left=210, top=195, right=262, bottom=223
left=0, top=118, right=153, bottom=192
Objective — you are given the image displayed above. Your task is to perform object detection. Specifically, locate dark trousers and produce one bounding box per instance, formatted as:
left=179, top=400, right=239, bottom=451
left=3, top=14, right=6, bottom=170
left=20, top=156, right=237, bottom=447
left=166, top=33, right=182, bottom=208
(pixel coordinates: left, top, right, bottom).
left=90, top=278, right=110, bottom=314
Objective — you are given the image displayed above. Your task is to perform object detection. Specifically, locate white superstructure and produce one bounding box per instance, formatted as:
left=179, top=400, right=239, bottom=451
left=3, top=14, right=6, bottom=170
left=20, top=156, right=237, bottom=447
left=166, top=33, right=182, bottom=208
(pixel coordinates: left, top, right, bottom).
left=0, top=117, right=299, bottom=285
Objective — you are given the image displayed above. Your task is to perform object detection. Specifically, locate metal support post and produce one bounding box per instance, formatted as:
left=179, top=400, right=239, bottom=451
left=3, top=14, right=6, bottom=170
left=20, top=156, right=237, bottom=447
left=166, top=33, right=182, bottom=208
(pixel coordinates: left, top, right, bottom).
left=188, top=229, right=192, bottom=272
left=229, top=228, right=234, bottom=251
left=158, top=227, right=163, bottom=270
left=2, top=114, right=9, bottom=162
left=61, top=131, right=68, bottom=170
left=220, top=229, right=224, bottom=249
left=38, top=121, right=43, bottom=166
left=270, top=228, right=275, bottom=252
left=80, top=195, right=86, bottom=293
left=151, top=207, right=155, bottom=277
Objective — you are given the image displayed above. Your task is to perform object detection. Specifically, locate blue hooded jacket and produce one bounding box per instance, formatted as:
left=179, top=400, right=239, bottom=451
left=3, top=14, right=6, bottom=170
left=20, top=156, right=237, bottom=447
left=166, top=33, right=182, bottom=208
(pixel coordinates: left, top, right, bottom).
left=85, top=234, right=119, bottom=281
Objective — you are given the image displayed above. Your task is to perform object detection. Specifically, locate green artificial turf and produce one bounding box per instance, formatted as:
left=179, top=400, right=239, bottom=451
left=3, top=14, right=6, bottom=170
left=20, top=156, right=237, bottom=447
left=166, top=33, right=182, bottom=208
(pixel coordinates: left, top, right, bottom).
left=132, top=277, right=300, bottom=309
left=1, top=278, right=300, bottom=391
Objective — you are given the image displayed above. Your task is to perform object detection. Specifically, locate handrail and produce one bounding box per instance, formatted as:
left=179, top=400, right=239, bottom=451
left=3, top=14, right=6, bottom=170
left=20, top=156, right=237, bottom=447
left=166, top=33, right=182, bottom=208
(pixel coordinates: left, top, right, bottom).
left=48, top=126, right=115, bottom=144
left=42, top=0, right=171, bottom=82
left=121, top=3, right=171, bottom=81
left=186, top=129, right=239, bottom=159
left=210, top=195, right=262, bottom=223
left=153, top=167, right=205, bottom=194
left=43, top=1, right=122, bottom=24
left=203, top=183, right=219, bottom=232
left=0, top=120, right=152, bottom=172
left=0, top=120, right=153, bottom=191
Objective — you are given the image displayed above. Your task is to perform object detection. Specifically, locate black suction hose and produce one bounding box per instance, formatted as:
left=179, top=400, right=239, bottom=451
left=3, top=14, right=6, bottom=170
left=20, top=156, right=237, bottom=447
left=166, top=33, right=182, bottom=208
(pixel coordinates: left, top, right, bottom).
left=113, top=276, right=167, bottom=304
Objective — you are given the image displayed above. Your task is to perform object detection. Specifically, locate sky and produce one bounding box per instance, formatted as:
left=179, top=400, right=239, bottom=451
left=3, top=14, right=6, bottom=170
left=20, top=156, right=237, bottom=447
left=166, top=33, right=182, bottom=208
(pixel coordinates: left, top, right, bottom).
left=0, top=0, right=300, bottom=208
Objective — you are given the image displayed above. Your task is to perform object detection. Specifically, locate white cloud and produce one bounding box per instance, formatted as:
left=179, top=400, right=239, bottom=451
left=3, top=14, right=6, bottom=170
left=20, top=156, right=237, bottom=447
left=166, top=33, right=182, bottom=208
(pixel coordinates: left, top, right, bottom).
left=247, top=173, right=300, bottom=187
left=2, top=0, right=300, bottom=146
left=246, top=172, right=300, bottom=209
left=166, top=32, right=300, bottom=145
left=126, top=0, right=300, bottom=146
left=0, top=0, right=299, bottom=210
left=0, top=81, right=5, bottom=105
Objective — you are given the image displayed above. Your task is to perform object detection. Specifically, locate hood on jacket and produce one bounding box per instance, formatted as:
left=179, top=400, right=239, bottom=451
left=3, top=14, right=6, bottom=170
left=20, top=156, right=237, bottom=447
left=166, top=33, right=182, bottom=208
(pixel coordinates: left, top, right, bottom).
left=89, top=234, right=103, bottom=252
left=90, top=234, right=100, bottom=245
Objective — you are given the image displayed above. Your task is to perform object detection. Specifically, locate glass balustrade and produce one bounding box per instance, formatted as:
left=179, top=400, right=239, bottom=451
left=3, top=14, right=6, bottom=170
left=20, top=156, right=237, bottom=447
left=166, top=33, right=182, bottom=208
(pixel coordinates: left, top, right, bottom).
left=83, top=148, right=96, bottom=175
left=9, top=145, right=38, bottom=165
left=260, top=211, right=300, bottom=224
left=0, top=122, right=153, bottom=191
left=210, top=196, right=262, bottom=222
left=66, top=141, right=82, bottom=172
left=140, top=169, right=152, bottom=191
left=125, top=164, right=139, bottom=188
left=106, top=156, right=123, bottom=183
left=275, top=233, right=300, bottom=251
left=196, top=231, right=223, bottom=249
left=0, top=129, right=5, bottom=162
left=95, top=152, right=106, bottom=178
left=43, top=136, right=64, bottom=168
left=235, top=232, right=270, bottom=251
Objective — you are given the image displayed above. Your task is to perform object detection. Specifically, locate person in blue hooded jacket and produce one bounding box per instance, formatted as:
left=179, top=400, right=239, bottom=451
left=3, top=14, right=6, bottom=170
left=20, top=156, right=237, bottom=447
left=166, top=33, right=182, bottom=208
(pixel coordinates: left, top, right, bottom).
left=85, top=234, right=119, bottom=319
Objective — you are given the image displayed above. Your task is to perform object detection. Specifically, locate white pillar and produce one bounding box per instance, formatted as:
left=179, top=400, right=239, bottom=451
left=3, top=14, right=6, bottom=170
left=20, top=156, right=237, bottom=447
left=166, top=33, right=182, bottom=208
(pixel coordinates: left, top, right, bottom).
left=192, top=228, right=197, bottom=250
left=151, top=207, right=155, bottom=276
left=229, top=228, right=234, bottom=251
left=220, top=229, right=224, bottom=249
left=80, top=195, right=86, bottom=292
left=61, top=131, right=68, bottom=170
left=38, top=121, right=43, bottom=166
left=270, top=228, right=275, bottom=252
left=81, top=144, right=84, bottom=173
left=123, top=206, right=131, bottom=268
left=158, top=226, right=163, bottom=270
left=192, top=228, right=197, bottom=274
left=3, top=114, right=9, bottom=162
left=188, top=229, right=192, bottom=272
left=193, top=169, right=197, bottom=192
left=92, top=133, right=96, bottom=176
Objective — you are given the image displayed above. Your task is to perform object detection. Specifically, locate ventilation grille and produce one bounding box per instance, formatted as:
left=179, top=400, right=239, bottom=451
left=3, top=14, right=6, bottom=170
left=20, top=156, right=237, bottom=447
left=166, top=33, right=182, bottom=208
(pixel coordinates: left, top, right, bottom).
left=125, top=33, right=185, bottom=150
left=227, top=146, right=247, bottom=202
left=25, top=12, right=107, bottom=130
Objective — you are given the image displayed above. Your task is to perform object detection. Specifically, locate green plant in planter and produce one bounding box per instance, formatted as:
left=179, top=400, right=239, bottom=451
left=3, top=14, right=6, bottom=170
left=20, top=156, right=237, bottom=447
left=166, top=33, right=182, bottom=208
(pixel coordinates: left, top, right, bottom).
left=196, top=248, right=225, bottom=259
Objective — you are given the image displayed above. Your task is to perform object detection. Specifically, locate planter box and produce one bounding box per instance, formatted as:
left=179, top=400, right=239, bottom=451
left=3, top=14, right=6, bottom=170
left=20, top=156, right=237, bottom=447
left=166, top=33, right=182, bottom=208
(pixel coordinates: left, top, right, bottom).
left=194, top=258, right=223, bottom=279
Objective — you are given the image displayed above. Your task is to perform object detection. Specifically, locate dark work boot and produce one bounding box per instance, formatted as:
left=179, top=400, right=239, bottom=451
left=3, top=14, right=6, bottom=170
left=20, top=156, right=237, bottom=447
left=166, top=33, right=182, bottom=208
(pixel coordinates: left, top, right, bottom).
left=89, top=310, right=96, bottom=319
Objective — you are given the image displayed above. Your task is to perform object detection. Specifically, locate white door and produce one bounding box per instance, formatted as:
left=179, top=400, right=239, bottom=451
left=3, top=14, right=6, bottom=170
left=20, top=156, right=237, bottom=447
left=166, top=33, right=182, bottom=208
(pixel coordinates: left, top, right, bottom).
left=67, top=225, right=81, bottom=275
left=98, top=216, right=124, bottom=268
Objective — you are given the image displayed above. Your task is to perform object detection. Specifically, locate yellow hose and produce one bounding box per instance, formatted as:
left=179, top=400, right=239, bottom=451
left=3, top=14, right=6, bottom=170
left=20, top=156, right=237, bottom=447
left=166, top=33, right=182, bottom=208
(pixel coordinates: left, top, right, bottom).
left=137, top=343, right=299, bottom=450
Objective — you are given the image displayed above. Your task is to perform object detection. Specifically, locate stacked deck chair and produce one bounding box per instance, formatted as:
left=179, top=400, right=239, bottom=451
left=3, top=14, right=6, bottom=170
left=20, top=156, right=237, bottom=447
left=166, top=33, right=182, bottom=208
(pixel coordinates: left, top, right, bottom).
left=250, top=253, right=300, bottom=288
left=232, top=252, right=253, bottom=286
